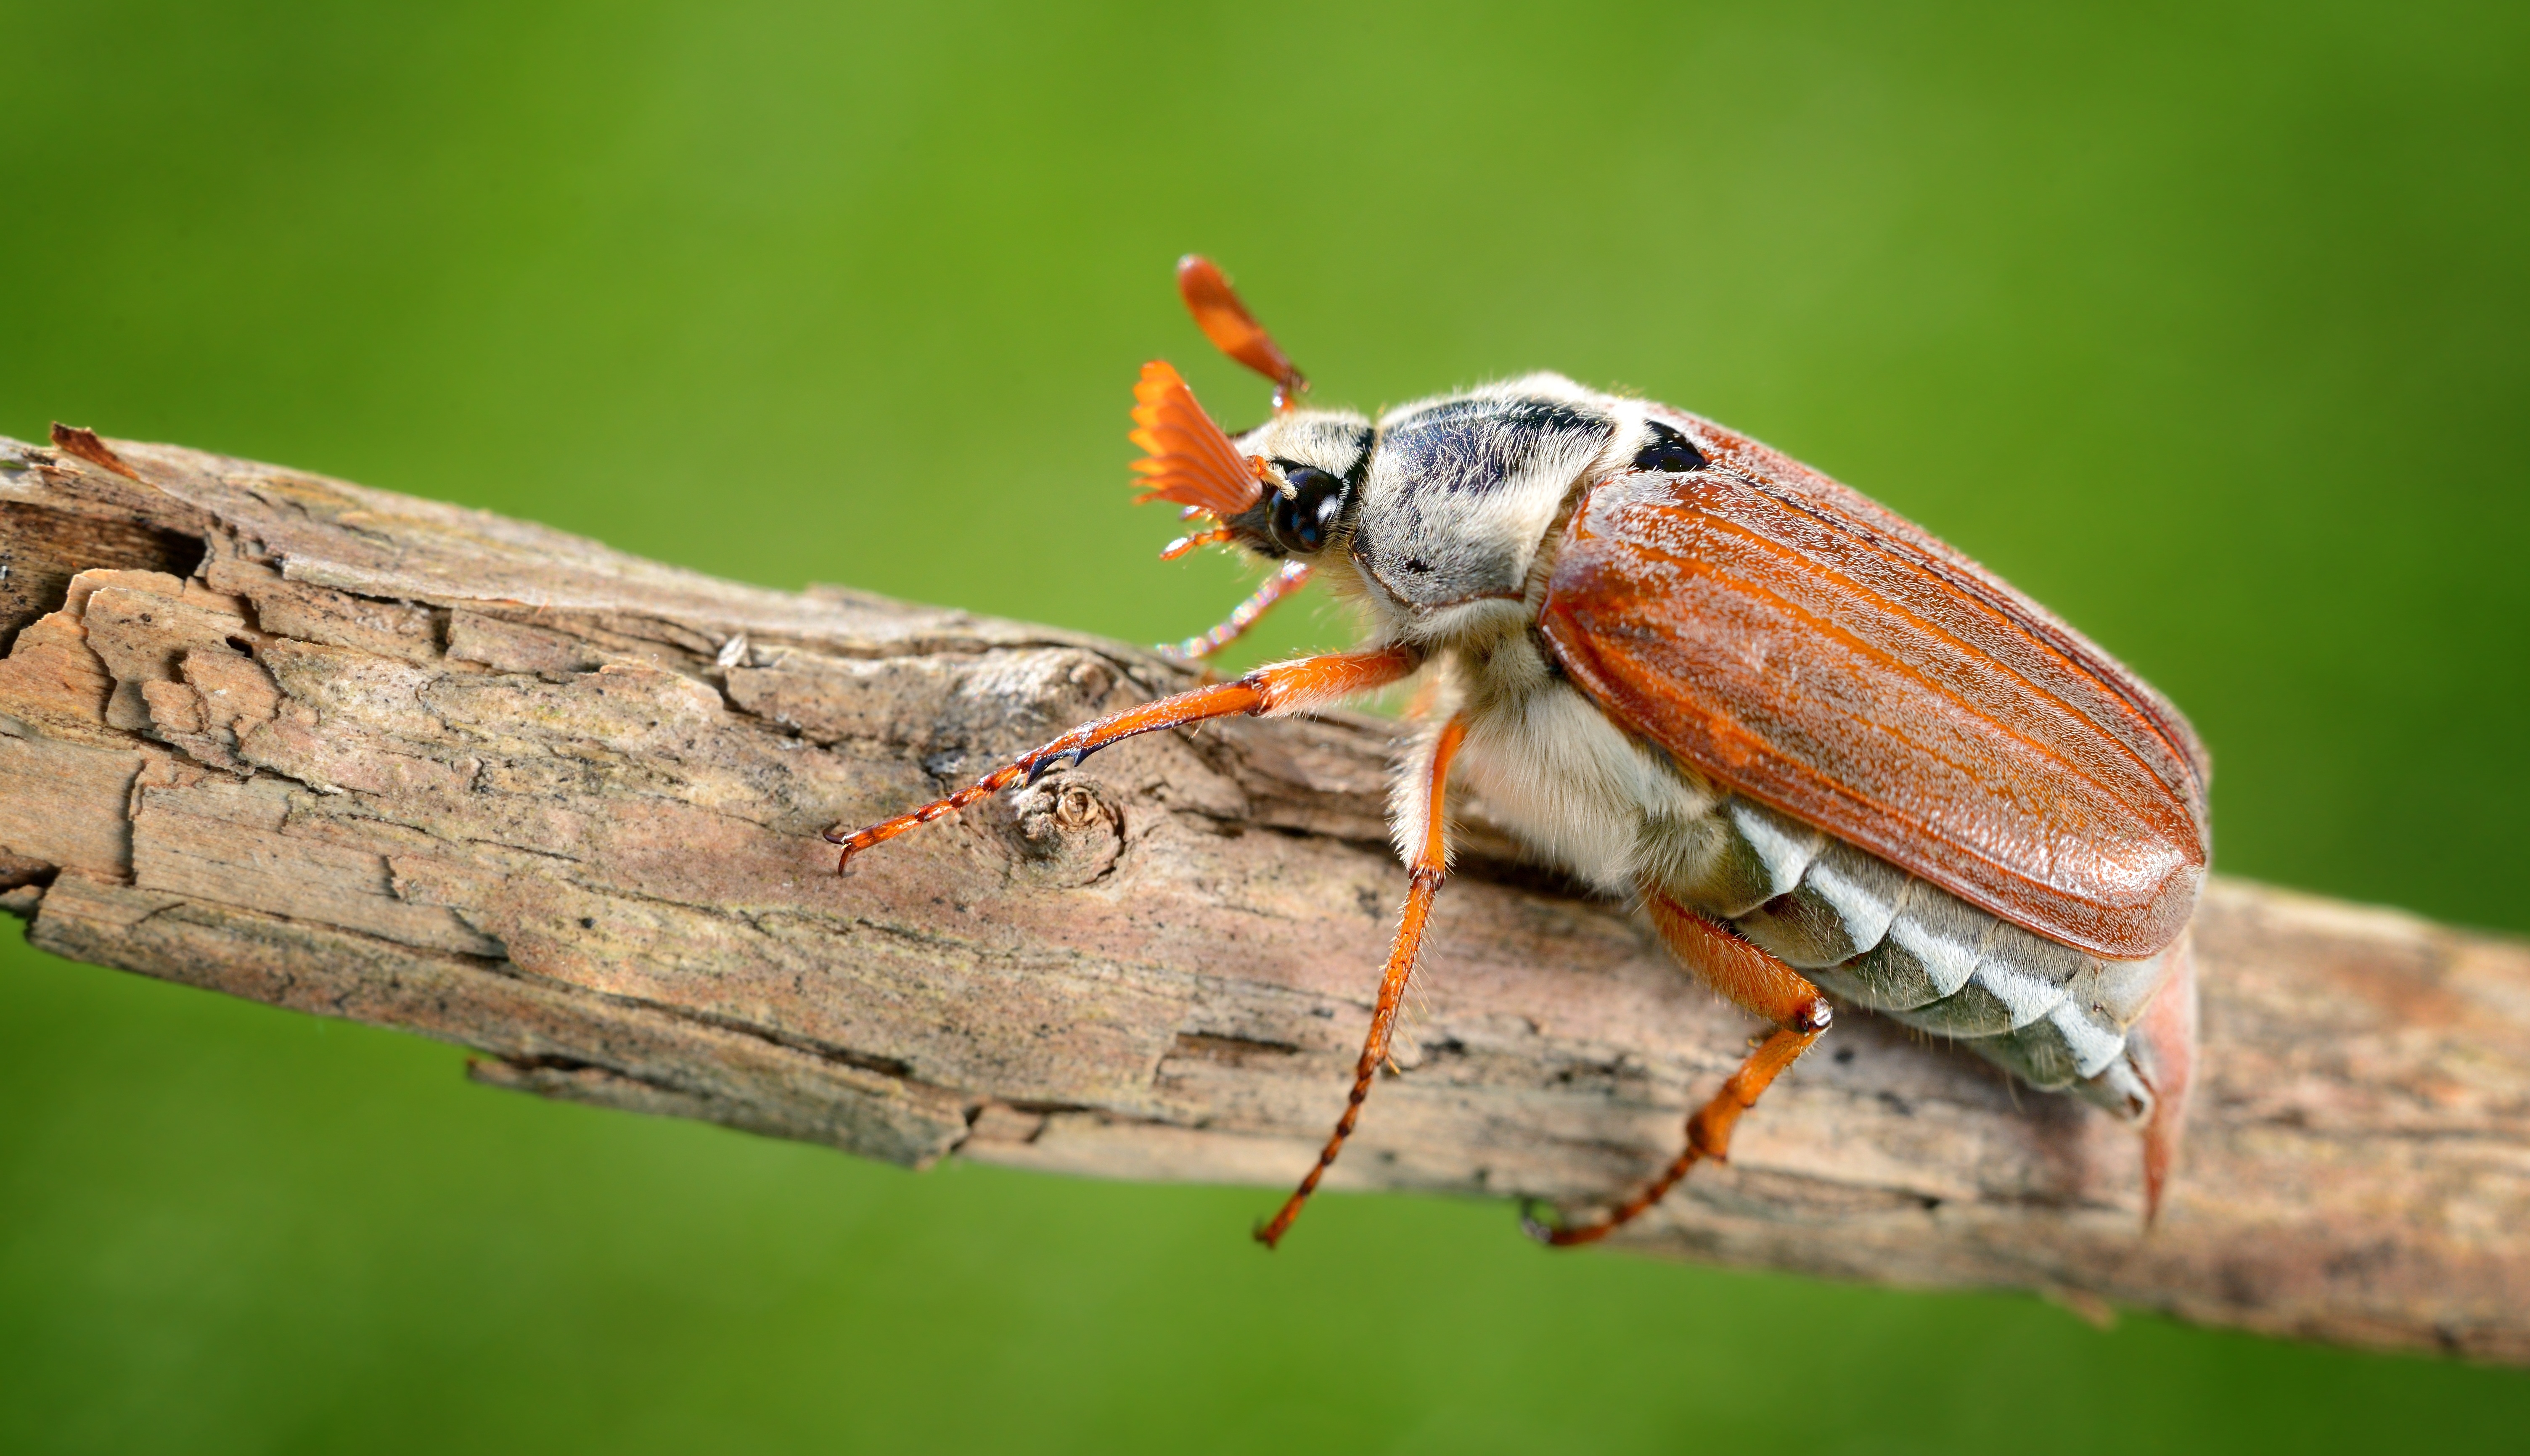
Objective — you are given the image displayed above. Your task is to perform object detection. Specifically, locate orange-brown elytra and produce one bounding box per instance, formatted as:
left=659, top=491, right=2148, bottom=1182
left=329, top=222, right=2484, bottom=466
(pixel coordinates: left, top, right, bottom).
left=827, top=256, right=2207, bottom=1246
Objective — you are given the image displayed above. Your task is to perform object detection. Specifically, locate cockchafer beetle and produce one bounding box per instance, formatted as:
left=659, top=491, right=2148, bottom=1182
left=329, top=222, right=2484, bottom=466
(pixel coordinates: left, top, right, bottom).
left=830, top=257, right=2207, bottom=1248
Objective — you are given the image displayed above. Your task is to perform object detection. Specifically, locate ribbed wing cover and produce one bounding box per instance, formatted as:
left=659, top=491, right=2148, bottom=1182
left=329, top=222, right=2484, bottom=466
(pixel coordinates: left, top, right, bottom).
left=1538, top=409, right=2210, bottom=959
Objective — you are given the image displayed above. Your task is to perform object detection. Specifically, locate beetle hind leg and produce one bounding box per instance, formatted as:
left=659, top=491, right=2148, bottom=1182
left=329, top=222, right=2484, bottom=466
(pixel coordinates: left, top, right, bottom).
left=1254, top=715, right=1467, bottom=1249
left=1527, top=890, right=1832, bottom=1247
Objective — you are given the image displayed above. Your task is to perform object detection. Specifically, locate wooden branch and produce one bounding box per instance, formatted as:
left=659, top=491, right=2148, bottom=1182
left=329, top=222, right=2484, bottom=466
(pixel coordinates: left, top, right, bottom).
left=4, top=428, right=2525, bottom=1363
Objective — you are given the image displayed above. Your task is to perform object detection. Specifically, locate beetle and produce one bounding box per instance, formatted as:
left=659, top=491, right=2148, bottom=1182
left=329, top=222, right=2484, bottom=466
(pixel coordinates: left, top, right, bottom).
left=829, top=257, right=2207, bottom=1249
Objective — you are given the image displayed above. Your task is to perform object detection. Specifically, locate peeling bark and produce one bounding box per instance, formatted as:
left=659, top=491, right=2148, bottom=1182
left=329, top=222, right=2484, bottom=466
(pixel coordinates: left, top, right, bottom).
left=3, top=429, right=2525, bottom=1362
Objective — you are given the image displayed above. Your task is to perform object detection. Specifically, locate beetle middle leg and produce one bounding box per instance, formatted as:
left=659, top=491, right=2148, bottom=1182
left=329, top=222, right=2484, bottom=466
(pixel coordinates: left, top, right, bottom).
left=1254, top=713, right=1468, bottom=1249
left=1526, top=889, right=1833, bottom=1247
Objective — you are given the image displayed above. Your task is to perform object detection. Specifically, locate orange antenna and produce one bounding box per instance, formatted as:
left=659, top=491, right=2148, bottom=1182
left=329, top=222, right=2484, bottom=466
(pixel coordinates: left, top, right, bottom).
left=1129, top=361, right=1273, bottom=517
left=1176, top=255, right=1309, bottom=412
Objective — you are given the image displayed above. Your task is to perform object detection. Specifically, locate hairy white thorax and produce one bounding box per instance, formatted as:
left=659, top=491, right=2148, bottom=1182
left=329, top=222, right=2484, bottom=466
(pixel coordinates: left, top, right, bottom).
left=1241, top=375, right=1710, bottom=888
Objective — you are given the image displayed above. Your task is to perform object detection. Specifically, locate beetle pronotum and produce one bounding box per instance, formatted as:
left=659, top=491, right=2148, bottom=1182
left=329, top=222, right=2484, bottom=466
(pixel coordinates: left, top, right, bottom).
left=830, top=258, right=2206, bottom=1248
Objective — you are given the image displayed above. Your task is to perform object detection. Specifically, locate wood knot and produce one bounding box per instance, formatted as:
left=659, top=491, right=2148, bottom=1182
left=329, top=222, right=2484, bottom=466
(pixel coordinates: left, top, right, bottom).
left=1006, top=773, right=1122, bottom=887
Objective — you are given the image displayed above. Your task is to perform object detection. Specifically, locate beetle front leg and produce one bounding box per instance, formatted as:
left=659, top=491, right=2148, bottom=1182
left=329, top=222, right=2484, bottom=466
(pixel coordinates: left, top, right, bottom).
left=1160, top=560, right=1312, bottom=663
left=825, top=643, right=1421, bottom=871
left=1526, top=889, right=1832, bottom=1247
left=1254, top=713, right=1468, bottom=1249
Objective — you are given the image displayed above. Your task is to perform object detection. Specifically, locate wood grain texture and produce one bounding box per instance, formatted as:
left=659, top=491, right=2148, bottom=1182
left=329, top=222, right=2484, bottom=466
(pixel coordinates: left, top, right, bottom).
left=2, top=429, right=2523, bottom=1363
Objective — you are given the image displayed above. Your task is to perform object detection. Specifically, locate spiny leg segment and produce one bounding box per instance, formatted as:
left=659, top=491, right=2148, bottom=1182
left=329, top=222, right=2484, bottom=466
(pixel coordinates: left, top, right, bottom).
left=1160, top=561, right=1313, bottom=664
left=1254, top=713, right=1469, bottom=1249
left=1526, top=890, right=1833, bottom=1246
left=824, top=644, right=1421, bottom=872
left=1159, top=523, right=1238, bottom=561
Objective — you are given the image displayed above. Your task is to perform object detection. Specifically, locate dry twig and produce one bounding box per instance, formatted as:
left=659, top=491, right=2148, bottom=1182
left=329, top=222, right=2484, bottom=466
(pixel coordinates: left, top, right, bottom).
left=2, top=428, right=2523, bottom=1361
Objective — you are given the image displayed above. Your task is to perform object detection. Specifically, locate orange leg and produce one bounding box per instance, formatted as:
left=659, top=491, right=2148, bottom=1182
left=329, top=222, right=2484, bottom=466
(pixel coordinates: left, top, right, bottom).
left=1526, top=889, right=1833, bottom=1247
left=1161, top=561, right=1313, bottom=663
left=826, top=642, right=1418, bottom=871
left=1255, top=714, right=1468, bottom=1249
left=1158, top=525, right=1238, bottom=561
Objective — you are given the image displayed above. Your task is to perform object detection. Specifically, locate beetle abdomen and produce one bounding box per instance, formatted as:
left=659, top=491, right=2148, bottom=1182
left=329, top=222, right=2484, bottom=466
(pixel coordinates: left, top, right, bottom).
left=1664, top=794, right=2173, bottom=1119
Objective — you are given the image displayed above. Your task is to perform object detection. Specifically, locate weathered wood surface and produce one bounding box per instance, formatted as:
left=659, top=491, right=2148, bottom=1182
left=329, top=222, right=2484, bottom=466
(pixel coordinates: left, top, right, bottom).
left=3, top=427, right=2524, bottom=1362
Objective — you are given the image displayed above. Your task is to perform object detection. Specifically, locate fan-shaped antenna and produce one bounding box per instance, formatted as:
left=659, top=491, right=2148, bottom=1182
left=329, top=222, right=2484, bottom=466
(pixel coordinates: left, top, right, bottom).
left=1128, top=361, right=1272, bottom=517
left=1176, top=256, right=1309, bottom=412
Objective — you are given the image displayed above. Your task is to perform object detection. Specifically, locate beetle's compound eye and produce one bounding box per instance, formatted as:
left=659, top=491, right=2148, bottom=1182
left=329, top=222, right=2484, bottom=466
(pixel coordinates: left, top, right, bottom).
left=1268, top=465, right=1348, bottom=553
left=1633, top=421, right=1708, bottom=475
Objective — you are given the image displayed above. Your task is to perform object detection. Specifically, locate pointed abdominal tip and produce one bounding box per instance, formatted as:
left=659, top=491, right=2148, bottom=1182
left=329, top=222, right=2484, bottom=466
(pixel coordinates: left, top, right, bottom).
left=1128, top=360, right=1268, bottom=517
left=2134, top=930, right=2200, bottom=1229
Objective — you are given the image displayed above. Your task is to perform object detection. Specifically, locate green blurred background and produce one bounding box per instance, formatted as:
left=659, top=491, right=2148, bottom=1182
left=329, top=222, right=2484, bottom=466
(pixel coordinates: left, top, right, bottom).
left=5, top=0, right=2526, bottom=1450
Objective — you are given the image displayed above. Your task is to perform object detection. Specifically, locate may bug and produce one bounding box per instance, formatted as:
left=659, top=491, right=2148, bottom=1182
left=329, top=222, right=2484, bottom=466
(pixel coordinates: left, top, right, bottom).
left=829, top=257, right=2207, bottom=1248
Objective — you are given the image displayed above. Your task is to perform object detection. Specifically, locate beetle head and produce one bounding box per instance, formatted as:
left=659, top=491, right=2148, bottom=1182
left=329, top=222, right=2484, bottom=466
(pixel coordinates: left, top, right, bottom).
left=1130, top=258, right=1372, bottom=563
left=1223, top=410, right=1374, bottom=559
